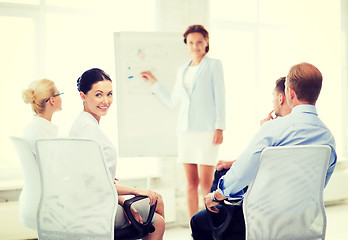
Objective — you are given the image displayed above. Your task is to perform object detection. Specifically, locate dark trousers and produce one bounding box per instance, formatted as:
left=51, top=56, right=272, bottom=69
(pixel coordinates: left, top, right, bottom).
left=190, top=203, right=245, bottom=240
left=190, top=169, right=246, bottom=240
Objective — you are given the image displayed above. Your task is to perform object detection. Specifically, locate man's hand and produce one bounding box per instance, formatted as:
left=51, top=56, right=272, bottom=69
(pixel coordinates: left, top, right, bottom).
left=204, top=193, right=220, bottom=213
left=260, top=110, right=276, bottom=126
left=216, top=160, right=236, bottom=171
left=204, top=191, right=227, bottom=213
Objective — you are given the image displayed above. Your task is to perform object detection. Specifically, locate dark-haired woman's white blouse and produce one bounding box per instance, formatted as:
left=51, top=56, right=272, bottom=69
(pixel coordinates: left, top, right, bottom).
left=69, top=112, right=117, bottom=180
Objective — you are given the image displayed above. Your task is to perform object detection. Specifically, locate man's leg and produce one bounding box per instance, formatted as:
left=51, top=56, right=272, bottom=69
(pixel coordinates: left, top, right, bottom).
left=190, top=209, right=214, bottom=240
left=191, top=204, right=245, bottom=240
left=191, top=205, right=229, bottom=240
left=222, top=204, right=245, bottom=240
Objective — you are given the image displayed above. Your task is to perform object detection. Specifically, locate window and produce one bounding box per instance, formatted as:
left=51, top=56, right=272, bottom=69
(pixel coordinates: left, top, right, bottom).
left=0, top=0, right=156, bottom=184
left=210, top=0, right=344, bottom=161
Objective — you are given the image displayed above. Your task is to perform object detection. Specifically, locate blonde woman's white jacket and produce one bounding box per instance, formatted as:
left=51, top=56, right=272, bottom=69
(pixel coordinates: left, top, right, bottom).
left=152, top=55, right=225, bottom=133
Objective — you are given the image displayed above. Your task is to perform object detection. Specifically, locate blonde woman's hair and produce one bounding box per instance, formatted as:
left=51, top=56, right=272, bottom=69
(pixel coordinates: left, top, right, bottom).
left=22, top=79, right=56, bottom=114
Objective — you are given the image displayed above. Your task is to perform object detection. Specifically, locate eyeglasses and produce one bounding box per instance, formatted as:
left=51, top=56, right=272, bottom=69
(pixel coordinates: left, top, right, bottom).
left=45, top=92, right=64, bottom=102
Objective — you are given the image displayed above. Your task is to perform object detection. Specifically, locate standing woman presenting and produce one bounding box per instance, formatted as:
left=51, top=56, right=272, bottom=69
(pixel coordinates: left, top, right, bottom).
left=141, top=25, right=225, bottom=218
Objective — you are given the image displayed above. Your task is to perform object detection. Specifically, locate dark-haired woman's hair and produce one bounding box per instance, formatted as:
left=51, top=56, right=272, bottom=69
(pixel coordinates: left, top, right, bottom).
left=77, top=68, right=112, bottom=94
left=183, top=25, right=209, bottom=53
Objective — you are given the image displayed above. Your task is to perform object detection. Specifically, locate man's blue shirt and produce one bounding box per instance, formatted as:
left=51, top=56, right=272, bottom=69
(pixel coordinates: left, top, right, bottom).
left=218, top=104, right=337, bottom=199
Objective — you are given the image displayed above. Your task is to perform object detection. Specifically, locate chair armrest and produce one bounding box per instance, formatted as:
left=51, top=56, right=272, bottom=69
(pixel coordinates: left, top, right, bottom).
left=206, top=203, right=231, bottom=240
left=123, top=195, right=157, bottom=233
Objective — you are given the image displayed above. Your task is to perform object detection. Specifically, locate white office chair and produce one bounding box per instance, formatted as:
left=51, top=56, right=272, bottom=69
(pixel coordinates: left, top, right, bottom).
left=10, top=136, right=41, bottom=230
left=35, top=138, right=157, bottom=240
left=35, top=138, right=118, bottom=240
left=243, top=145, right=331, bottom=240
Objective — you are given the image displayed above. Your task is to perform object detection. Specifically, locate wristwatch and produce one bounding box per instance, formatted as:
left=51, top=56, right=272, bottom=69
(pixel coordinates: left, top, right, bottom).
left=211, top=191, right=222, bottom=203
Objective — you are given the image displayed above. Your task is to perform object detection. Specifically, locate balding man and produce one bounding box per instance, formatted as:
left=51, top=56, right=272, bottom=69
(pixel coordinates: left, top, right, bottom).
left=191, top=62, right=337, bottom=240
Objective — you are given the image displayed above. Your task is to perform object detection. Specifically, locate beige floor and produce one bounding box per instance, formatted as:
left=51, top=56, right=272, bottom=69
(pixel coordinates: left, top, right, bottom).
left=0, top=202, right=37, bottom=240
left=1, top=201, right=347, bottom=240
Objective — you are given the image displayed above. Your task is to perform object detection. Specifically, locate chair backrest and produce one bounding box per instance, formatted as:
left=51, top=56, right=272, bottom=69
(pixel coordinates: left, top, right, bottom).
left=10, top=136, right=41, bottom=230
left=35, top=138, right=118, bottom=240
left=243, top=145, right=331, bottom=240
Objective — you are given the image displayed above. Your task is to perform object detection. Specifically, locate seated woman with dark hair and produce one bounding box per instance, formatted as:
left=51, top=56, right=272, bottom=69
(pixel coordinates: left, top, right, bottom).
left=69, top=68, right=165, bottom=240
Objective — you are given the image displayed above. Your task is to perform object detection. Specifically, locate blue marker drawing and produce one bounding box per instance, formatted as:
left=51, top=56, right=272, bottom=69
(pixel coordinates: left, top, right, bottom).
left=128, top=66, right=134, bottom=79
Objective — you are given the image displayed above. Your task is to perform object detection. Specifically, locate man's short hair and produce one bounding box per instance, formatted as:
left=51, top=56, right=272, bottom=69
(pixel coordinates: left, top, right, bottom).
left=274, top=77, right=286, bottom=94
left=286, top=62, right=322, bottom=104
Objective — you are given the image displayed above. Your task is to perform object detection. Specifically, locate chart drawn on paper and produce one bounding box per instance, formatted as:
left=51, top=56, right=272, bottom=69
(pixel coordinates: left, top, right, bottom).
left=114, top=32, right=188, bottom=157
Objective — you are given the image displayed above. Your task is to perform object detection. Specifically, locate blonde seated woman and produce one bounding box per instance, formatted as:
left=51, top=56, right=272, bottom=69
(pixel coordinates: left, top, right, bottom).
left=69, top=68, right=165, bottom=240
left=23, top=79, right=63, bottom=154
left=21, top=79, right=63, bottom=230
